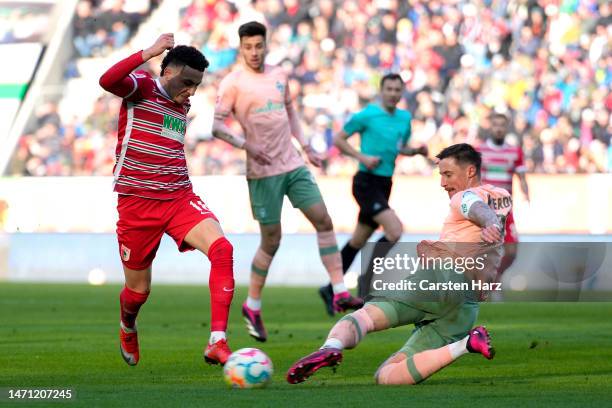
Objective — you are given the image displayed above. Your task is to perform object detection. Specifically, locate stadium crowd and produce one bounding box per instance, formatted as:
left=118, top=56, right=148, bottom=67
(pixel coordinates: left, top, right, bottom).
left=9, top=0, right=612, bottom=177
left=0, top=1, right=53, bottom=44
left=72, top=0, right=160, bottom=58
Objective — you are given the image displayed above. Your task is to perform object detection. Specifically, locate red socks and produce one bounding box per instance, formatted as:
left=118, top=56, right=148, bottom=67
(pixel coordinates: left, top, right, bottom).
left=119, top=286, right=149, bottom=328
left=119, top=237, right=234, bottom=333
left=208, top=237, right=235, bottom=332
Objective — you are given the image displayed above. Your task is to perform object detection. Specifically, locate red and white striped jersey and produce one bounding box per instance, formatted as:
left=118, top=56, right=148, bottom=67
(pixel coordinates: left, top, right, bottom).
left=477, top=139, right=525, bottom=195
left=112, top=70, right=192, bottom=199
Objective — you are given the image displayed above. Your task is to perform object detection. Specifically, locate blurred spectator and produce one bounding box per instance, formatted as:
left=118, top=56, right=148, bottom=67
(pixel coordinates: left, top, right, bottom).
left=0, top=2, right=52, bottom=44
left=73, top=1, right=104, bottom=57
left=72, top=0, right=155, bottom=58
left=10, top=0, right=612, bottom=177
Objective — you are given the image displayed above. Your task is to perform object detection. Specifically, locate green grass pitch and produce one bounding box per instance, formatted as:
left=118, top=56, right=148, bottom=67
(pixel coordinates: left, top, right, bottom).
left=1, top=283, right=611, bottom=407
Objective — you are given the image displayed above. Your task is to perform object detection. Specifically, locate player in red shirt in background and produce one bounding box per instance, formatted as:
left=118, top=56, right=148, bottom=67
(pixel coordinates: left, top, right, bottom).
left=99, top=33, right=234, bottom=366
left=477, top=112, right=530, bottom=287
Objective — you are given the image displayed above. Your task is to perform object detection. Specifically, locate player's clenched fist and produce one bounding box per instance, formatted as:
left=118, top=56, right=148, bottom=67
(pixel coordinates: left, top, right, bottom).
left=303, top=145, right=324, bottom=168
left=244, top=141, right=272, bottom=165
left=480, top=224, right=502, bottom=244
left=142, top=33, right=175, bottom=60
left=360, top=155, right=381, bottom=170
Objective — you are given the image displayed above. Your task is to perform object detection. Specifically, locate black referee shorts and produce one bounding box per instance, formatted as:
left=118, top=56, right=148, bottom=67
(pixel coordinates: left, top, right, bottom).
left=351, top=171, right=393, bottom=229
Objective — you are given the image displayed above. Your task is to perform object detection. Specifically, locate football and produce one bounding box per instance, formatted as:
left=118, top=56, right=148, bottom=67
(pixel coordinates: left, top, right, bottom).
left=223, top=348, right=273, bottom=389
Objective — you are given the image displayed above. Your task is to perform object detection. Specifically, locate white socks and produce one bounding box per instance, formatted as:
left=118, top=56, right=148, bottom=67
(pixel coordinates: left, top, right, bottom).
left=209, top=331, right=226, bottom=344
left=246, top=296, right=261, bottom=311
left=332, top=282, right=348, bottom=295
left=448, top=336, right=469, bottom=359
left=321, top=337, right=344, bottom=350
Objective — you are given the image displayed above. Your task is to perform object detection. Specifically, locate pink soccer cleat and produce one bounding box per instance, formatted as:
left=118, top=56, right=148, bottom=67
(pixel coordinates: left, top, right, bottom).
left=332, top=291, right=364, bottom=313
left=466, top=326, right=495, bottom=359
left=242, top=303, right=268, bottom=342
left=286, top=348, right=343, bottom=384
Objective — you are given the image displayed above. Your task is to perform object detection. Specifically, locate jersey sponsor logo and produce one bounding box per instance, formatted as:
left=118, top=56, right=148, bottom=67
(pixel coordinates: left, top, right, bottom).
left=121, top=244, right=131, bottom=262
left=275, top=80, right=285, bottom=95
left=253, top=100, right=284, bottom=114
left=222, top=287, right=234, bottom=292
left=161, top=114, right=186, bottom=143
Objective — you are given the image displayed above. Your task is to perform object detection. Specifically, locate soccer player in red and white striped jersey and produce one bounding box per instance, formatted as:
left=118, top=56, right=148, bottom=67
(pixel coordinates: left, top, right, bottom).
left=99, top=33, right=234, bottom=366
left=477, top=112, right=530, bottom=283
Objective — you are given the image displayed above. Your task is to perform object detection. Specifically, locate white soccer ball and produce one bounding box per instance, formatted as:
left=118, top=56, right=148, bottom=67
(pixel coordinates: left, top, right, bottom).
left=223, top=348, right=273, bottom=389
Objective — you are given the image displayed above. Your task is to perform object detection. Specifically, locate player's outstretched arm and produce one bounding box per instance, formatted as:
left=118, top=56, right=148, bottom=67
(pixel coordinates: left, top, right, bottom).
left=211, top=118, right=246, bottom=149
left=283, top=80, right=321, bottom=167
left=284, top=83, right=307, bottom=149
left=99, top=33, right=174, bottom=98
left=333, top=130, right=380, bottom=170
left=399, top=145, right=428, bottom=156
left=467, top=201, right=502, bottom=243
left=211, top=113, right=271, bottom=165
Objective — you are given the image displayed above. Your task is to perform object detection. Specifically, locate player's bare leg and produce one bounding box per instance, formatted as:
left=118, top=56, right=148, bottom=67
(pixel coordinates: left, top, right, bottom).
left=373, top=209, right=403, bottom=243
left=301, top=202, right=364, bottom=313
left=319, top=222, right=375, bottom=316
left=375, top=326, right=495, bottom=385
left=123, top=266, right=152, bottom=294
left=348, top=222, right=377, bottom=251
left=358, top=209, right=403, bottom=297
left=287, top=304, right=388, bottom=383
left=184, top=218, right=235, bottom=365
left=242, top=223, right=280, bottom=342
left=119, top=265, right=151, bottom=366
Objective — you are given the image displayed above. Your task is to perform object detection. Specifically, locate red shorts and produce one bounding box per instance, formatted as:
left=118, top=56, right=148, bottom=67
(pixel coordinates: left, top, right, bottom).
left=504, top=210, right=519, bottom=244
left=116, top=190, right=218, bottom=270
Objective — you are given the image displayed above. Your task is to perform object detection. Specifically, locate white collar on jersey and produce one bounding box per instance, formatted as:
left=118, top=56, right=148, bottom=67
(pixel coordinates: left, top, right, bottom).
left=486, top=138, right=508, bottom=150
left=155, top=78, right=171, bottom=99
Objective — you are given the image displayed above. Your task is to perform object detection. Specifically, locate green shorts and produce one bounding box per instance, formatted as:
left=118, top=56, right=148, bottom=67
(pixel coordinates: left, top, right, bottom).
left=368, top=298, right=479, bottom=357
left=247, top=166, right=323, bottom=225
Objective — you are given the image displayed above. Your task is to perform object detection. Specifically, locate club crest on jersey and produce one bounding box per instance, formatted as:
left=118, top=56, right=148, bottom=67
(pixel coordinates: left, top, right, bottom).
left=275, top=81, right=285, bottom=95
left=121, top=244, right=131, bottom=262
left=161, top=114, right=186, bottom=143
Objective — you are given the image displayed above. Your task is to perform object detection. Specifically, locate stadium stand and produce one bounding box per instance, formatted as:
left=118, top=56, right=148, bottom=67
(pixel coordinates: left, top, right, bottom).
left=4, top=0, right=611, bottom=177
left=0, top=0, right=55, bottom=156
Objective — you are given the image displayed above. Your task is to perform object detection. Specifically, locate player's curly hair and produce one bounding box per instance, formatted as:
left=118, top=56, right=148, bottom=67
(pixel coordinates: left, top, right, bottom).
left=238, top=21, right=267, bottom=41
left=160, top=45, right=209, bottom=76
left=436, top=143, right=482, bottom=175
